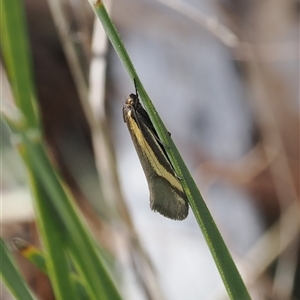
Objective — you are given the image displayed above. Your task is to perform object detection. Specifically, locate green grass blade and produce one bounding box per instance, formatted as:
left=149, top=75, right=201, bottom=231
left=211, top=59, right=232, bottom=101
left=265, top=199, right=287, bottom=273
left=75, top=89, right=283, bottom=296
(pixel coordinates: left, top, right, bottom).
left=3, top=111, right=123, bottom=300
left=12, top=238, right=90, bottom=299
left=1, top=0, right=77, bottom=295
left=12, top=238, right=48, bottom=274
left=26, top=141, right=122, bottom=300
left=87, top=1, right=251, bottom=299
left=30, top=175, right=79, bottom=300
left=1, top=0, right=123, bottom=296
left=164, top=136, right=251, bottom=300
left=0, top=0, right=40, bottom=128
left=0, top=238, right=36, bottom=300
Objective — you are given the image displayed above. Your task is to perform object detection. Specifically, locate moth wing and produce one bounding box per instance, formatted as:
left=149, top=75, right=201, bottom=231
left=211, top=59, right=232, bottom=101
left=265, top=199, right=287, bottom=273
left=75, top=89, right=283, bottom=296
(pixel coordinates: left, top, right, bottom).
left=148, top=175, right=189, bottom=220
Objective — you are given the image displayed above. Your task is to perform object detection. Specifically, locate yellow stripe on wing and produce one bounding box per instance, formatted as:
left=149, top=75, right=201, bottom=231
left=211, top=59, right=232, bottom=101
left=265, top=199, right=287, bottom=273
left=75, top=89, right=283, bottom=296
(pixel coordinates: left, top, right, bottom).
left=126, top=111, right=184, bottom=194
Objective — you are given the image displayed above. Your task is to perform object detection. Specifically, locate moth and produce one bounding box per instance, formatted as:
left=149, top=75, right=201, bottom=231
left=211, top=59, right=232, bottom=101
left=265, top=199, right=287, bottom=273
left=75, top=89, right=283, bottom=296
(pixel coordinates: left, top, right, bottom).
left=123, top=92, right=189, bottom=220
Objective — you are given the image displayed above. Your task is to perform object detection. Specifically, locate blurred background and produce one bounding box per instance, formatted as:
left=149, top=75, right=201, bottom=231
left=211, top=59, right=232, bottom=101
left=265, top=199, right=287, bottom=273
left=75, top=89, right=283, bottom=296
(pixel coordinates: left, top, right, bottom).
left=1, top=0, right=299, bottom=299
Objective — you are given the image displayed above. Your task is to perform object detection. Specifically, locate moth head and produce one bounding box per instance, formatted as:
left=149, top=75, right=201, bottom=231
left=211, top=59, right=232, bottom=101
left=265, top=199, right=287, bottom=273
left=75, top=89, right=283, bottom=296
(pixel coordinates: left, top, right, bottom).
left=125, top=93, right=139, bottom=109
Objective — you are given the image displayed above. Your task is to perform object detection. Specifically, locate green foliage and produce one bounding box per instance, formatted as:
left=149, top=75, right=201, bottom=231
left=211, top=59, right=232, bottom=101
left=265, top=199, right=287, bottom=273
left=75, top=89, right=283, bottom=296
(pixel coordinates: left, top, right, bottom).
left=1, top=0, right=122, bottom=299
left=0, top=239, right=36, bottom=300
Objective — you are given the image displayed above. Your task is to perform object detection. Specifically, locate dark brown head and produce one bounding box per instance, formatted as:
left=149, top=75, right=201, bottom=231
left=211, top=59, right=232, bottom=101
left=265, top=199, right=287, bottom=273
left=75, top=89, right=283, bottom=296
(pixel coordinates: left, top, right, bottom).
left=123, top=93, right=140, bottom=123
left=125, top=93, right=139, bottom=108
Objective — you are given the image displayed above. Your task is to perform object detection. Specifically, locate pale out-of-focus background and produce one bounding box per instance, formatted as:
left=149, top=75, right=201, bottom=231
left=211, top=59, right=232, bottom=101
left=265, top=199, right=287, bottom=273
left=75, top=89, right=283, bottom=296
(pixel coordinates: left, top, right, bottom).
left=2, top=0, right=299, bottom=299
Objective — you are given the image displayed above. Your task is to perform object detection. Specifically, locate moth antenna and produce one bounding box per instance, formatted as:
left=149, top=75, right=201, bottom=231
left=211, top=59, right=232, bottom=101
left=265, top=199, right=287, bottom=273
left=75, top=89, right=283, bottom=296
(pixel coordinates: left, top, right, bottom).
left=133, top=78, right=139, bottom=98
